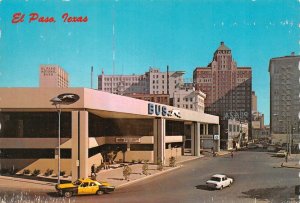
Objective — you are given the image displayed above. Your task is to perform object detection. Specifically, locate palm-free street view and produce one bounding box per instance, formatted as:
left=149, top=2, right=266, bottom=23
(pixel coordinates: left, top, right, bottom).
left=0, top=1, right=299, bottom=203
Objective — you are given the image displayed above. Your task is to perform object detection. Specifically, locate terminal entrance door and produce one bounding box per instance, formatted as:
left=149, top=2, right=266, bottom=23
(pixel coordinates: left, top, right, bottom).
left=183, top=124, right=191, bottom=155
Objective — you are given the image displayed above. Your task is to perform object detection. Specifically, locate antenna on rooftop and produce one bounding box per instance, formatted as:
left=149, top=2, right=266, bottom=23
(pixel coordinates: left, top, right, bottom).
left=112, top=5, right=116, bottom=93
left=91, top=66, right=93, bottom=89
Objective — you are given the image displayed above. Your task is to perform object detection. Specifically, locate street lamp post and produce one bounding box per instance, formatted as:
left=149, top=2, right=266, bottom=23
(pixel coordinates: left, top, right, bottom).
left=50, top=93, right=80, bottom=184
left=50, top=97, right=63, bottom=184
left=273, top=113, right=292, bottom=156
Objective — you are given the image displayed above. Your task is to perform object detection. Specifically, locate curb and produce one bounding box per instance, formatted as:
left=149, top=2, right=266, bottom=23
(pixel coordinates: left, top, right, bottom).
left=177, top=156, right=203, bottom=164
left=116, top=165, right=183, bottom=189
left=0, top=175, right=56, bottom=186
left=216, top=152, right=231, bottom=157
left=281, top=163, right=300, bottom=169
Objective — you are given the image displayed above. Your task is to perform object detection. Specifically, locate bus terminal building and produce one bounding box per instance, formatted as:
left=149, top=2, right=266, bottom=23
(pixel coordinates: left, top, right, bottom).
left=0, top=88, right=219, bottom=180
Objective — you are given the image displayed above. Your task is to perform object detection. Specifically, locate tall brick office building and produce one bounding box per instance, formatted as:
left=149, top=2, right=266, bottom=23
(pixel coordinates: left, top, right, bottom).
left=193, top=42, right=252, bottom=149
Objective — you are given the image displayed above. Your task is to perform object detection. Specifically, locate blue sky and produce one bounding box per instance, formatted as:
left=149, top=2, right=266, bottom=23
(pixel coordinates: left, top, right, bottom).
left=0, top=0, right=299, bottom=124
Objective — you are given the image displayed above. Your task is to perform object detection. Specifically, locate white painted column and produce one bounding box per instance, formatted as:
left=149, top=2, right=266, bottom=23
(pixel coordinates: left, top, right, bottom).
left=217, top=124, right=220, bottom=152
left=191, top=122, right=200, bottom=156
left=206, top=124, right=209, bottom=135
left=153, top=118, right=166, bottom=164
left=79, top=111, right=89, bottom=179
left=71, top=111, right=79, bottom=181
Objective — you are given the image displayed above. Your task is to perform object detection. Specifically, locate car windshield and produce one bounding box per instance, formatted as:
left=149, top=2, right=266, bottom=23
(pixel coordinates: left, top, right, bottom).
left=73, top=180, right=82, bottom=186
left=210, top=177, right=221, bottom=182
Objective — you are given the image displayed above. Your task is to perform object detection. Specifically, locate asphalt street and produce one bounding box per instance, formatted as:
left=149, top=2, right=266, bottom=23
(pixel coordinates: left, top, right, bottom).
left=79, top=151, right=300, bottom=203
left=1, top=151, right=299, bottom=203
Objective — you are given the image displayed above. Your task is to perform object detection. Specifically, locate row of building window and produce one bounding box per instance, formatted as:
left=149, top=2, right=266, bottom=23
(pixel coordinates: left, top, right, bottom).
left=151, top=74, right=165, bottom=79
left=177, top=104, right=194, bottom=109
left=102, top=76, right=146, bottom=82
left=229, top=124, right=240, bottom=132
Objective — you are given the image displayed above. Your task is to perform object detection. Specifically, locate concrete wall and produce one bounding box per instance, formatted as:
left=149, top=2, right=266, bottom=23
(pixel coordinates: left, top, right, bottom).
left=165, top=148, right=183, bottom=160
left=1, top=159, right=72, bottom=176
left=272, top=134, right=288, bottom=144
left=88, top=153, right=103, bottom=174
left=114, top=151, right=153, bottom=163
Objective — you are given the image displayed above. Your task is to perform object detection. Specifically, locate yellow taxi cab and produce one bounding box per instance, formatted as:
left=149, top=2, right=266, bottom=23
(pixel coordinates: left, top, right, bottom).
left=55, top=178, right=115, bottom=198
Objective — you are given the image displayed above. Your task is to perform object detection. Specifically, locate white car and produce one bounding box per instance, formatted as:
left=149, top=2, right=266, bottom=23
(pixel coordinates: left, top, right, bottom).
left=206, top=174, right=233, bottom=190
left=275, top=150, right=287, bottom=157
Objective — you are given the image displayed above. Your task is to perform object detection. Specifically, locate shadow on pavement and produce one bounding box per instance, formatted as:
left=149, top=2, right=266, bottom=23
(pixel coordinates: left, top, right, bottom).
left=46, top=192, right=61, bottom=198
left=195, top=185, right=214, bottom=191
left=240, top=186, right=295, bottom=202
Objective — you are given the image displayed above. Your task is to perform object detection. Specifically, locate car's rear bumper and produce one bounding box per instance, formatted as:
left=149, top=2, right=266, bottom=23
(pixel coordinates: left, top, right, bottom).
left=100, top=186, right=115, bottom=193
left=206, top=183, right=219, bottom=189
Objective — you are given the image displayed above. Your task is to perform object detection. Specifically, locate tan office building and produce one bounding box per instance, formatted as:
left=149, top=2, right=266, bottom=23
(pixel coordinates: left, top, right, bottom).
left=40, top=65, right=69, bottom=88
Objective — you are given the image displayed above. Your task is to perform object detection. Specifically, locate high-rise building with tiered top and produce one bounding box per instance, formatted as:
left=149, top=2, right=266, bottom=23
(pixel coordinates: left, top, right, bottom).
left=193, top=42, right=252, bottom=149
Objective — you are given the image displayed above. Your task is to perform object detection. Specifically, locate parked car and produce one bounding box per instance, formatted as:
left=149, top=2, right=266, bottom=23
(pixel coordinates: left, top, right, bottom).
left=247, top=143, right=257, bottom=149
left=267, top=145, right=277, bottom=152
left=206, top=174, right=233, bottom=190
left=275, top=150, right=287, bottom=157
left=55, top=178, right=115, bottom=198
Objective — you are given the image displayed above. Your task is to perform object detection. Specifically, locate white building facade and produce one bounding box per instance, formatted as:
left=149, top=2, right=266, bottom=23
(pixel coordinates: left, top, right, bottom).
left=173, top=86, right=206, bottom=112
left=98, top=67, right=184, bottom=98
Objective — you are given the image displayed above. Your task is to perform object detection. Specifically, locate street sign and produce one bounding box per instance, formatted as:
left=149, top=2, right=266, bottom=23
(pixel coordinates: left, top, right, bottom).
left=214, top=134, right=220, bottom=140
left=57, top=93, right=80, bottom=105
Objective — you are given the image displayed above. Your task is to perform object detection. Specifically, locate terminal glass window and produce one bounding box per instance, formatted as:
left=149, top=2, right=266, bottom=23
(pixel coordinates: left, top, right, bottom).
left=0, top=112, right=71, bottom=138
left=89, top=113, right=153, bottom=137
left=166, top=120, right=184, bottom=136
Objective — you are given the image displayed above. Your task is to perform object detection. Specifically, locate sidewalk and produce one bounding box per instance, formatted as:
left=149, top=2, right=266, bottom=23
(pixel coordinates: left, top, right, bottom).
left=280, top=154, right=300, bottom=169
left=95, top=155, right=202, bottom=188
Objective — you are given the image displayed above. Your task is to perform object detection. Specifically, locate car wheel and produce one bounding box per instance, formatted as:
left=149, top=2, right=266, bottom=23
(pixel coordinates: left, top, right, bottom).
left=64, top=191, right=72, bottom=198
left=97, top=190, right=104, bottom=195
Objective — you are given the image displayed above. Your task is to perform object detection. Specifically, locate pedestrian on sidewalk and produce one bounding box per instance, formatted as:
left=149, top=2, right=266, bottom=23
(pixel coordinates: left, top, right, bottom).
left=211, top=147, right=216, bottom=157
left=91, top=164, right=96, bottom=180
left=285, top=154, right=288, bottom=163
left=231, top=151, right=233, bottom=158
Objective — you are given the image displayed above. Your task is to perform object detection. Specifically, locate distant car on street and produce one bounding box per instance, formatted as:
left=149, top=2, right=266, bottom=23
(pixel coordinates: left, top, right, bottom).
left=206, top=174, right=233, bottom=190
left=267, top=145, right=277, bottom=152
left=275, top=150, right=287, bottom=157
left=247, top=143, right=257, bottom=149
